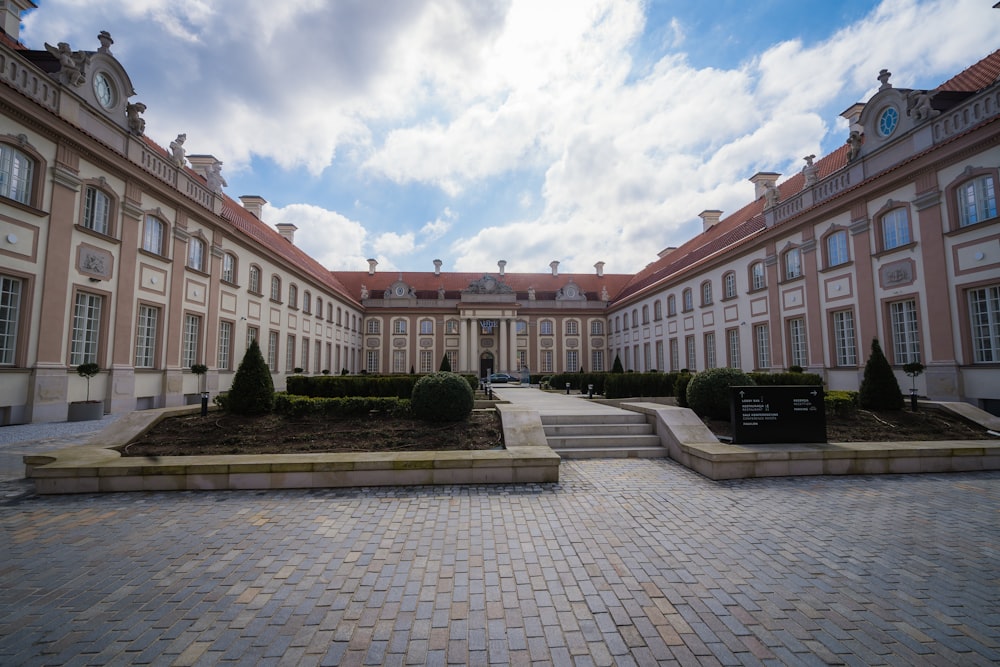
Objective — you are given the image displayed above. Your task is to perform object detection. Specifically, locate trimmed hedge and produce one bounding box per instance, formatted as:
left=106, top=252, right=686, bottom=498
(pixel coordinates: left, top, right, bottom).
left=748, top=371, right=824, bottom=386
left=603, top=372, right=678, bottom=399
left=686, top=367, right=755, bottom=420
left=274, top=393, right=409, bottom=418
left=547, top=372, right=610, bottom=395
left=286, top=374, right=478, bottom=398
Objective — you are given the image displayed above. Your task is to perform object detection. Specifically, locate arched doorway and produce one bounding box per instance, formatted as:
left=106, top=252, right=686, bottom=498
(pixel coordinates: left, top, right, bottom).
left=479, top=352, right=494, bottom=379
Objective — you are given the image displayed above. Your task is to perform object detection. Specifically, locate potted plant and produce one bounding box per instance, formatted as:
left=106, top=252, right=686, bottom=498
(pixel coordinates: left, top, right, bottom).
left=68, top=362, right=103, bottom=421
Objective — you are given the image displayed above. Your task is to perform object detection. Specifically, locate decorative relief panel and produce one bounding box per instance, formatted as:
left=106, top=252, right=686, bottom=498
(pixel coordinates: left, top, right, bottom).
left=541, top=339, right=553, bottom=348
left=139, top=264, right=167, bottom=295
left=420, top=338, right=433, bottom=348
left=591, top=338, right=604, bottom=348
left=481, top=338, right=494, bottom=348
left=0, top=220, right=38, bottom=260
left=954, top=237, right=1000, bottom=275
left=184, top=278, right=207, bottom=305
left=878, top=259, right=916, bottom=288
left=782, top=287, right=805, bottom=310
left=824, top=275, right=853, bottom=301
left=446, top=337, right=459, bottom=348
left=366, top=338, right=380, bottom=348
left=77, top=243, right=113, bottom=280
left=566, top=338, right=579, bottom=349
left=393, top=338, right=406, bottom=348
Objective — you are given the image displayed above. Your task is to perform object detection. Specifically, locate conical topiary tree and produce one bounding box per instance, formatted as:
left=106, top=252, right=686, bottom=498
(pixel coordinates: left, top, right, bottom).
left=858, top=338, right=904, bottom=410
left=439, top=353, right=452, bottom=372
left=226, top=339, right=274, bottom=415
left=611, top=354, right=625, bottom=374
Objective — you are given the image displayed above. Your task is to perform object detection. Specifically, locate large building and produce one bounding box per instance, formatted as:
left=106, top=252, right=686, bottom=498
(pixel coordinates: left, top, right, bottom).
left=1, top=2, right=998, bottom=424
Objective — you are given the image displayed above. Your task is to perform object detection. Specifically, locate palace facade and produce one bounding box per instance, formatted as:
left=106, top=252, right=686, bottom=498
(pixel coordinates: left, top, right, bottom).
left=1, top=2, right=998, bottom=424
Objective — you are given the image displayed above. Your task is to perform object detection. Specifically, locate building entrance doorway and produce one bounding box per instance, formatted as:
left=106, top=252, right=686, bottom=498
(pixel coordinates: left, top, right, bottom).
left=479, top=352, right=494, bottom=379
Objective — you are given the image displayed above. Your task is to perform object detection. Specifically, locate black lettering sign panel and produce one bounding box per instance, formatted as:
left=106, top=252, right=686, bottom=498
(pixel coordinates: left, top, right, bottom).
left=730, top=386, right=826, bottom=444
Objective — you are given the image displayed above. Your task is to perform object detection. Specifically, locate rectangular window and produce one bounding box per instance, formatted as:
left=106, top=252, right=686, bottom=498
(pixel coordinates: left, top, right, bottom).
left=315, top=340, right=322, bottom=373
left=541, top=349, right=553, bottom=373
left=517, top=320, right=529, bottom=335
left=788, top=318, right=807, bottom=368
left=134, top=305, right=158, bottom=368
left=889, top=300, right=920, bottom=365
left=881, top=209, right=910, bottom=250
left=142, top=216, right=164, bottom=254
left=540, top=320, right=553, bottom=335
left=833, top=310, right=857, bottom=366
left=366, top=350, right=380, bottom=374
left=393, top=319, right=407, bottom=335
left=567, top=349, right=579, bottom=373
left=221, top=254, right=235, bottom=283
left=393, top=349, right=406, bottom=373
left=268, top=331, right=279, bottom=372
left=968, top=285, right=1000, bottom=363
left=958, top=175, right=997, bottom=227
left=70, top=292, right=102, bottom=365
left=447, top=350, right=459, bottom=372
left=591, top=349, right=604, bottom=372
left=246, top=325, right=258, bottom=349
left=751, top=263, right=766, bottom=291
left=755, top=324, right=770, bottom=369
left=83, top=187, right=110, bottom=235
left=285, top=335, right=296, bottom=372
left=420, top=320, right=433, bottom=335
left=367, top=319, right=380, bottom=334
left=727, top=328, right=741, bottom=369
left=642, top=343, right=651, bottom=371
left=724, top=273, right=737, bottom=299
left=655, top=341, right=664, bottom=371
left=419, top=350, right=433, bottom=373
left=704, top=332, right=716, bottom=369
left=685, top=336, right=697, bottom=371
left=301, top=337, right=310, bottom=372
left=590, top=320, right=603, bottom=335
left=669, top=338, right=679, bottom=372
left=182, top=314, right=201, bottom=368
left=446, top=320, right=459, bottom=335
left=218, top=321, right=232, bottom=370
left=0, top=276, right=22, bottom=365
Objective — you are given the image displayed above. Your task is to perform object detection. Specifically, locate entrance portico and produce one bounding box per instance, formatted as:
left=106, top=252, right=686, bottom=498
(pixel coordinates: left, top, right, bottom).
left=457, top=310, right=519, bottom=375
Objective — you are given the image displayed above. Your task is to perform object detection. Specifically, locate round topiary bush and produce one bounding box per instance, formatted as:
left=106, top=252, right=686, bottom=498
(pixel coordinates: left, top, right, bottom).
left=686, top=367, right=755, bottom=420
left=410, top=371, right=475, bottom=422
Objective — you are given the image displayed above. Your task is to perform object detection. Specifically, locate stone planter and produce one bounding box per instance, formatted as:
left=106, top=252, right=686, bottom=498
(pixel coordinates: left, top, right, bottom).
left=68, top=401, right=104, bottom=422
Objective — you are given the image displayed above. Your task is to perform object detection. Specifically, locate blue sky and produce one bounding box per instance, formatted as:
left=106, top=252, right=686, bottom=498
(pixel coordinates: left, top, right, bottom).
left=22, top=0, right=999, bottom=275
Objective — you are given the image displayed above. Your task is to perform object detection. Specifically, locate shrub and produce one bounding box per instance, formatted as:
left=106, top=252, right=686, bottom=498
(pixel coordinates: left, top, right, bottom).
left=858, top=338, right=904, bottom=410
left=226, top=340, right=274, bottom=415
left=749, top=371, right=824, bottom=386
left=611, top=354, right=625, bottom=373
left=602, top=372, right=677, bottom=399
left=825, top=390, right=858, bottom=417
left=686, top=367, right=755, bottom=420
left=674, top=372, right=693, bottom=408
left=410, top=372, right=475, bottom=422
left=274, top=393, right=409, bottom=418
left=788, top=365, right=804, bottom=373
left=548, top=372, right=610, bottom=395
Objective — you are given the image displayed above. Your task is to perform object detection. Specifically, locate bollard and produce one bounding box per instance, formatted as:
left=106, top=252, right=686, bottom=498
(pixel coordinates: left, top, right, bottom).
left=910, top=388, right=918, bottom=412
left=566, top=382, right=571, bottom=395
left=201, top=391, right=209, bottom=417
left=588, top=383, right=594, bottom=399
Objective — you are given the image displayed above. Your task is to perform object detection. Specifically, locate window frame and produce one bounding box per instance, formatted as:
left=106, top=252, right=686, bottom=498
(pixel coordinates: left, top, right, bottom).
left=221, top=253, right=237, bottom=284
left=366, top=318, right=381, bottom=335
left=952, top=171, right=998, bottom=229
left=288, top=284, right=298, bottom=309
left=888, top=298, right=921, bottom=365
left=878, top=206, right=912, bottom=252
left=726, top=328, right=741, bottom=369
left=966, top=284, right=1000, bottom=364
left=80, top=184, right=115, bottom=237
left=787, top=317, right=807, bottom=369
left=667, top=295, right=677, bottom=316
left=186, top=236, right=206, bottom=272
left=270, top=275, right=282, bottom=303
left=393, top=318, right=407, bottom=335
left=750, top=262, right=766, bottom=291
left=419, top=319, right=433, bottom=335
left=182, top=313, right=202, bottom=368
left=653, top=300, right=662, bottom=321
left=723, top=272, right=737, bottom=299
left=0, top=140, right=42, bottom=208
left=141, top=215, right=167, bottom=256
left=783, top=247, right=802, bottom=281
left=682, top=288, right=693, bottom=312
left=302, top=290, right=312, bottom=314
left=754, top=323, right=770, bottom=370
left=0, top=273, right=28, bottom=367
left=832, top=309, right=858, bottom=367
left=566, top=319, right=579, bottom=336
left=824, top=229, right=850, bottom=268
left=134, top=303, right=160, bottom=369
left=539, top=320, right=554, bottom=336
left=218, top=320, right=234, bottom=371
left=247, top=265, right=262, bottom=295
left=69, top=289, right=106, bottom=367
left=701, top=281, right=713, bottom=306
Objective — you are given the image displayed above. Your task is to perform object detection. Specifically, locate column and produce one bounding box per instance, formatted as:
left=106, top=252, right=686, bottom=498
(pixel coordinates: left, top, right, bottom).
left=508, top=319, right=518, bottom=372
left=458, top=317, right=467, bottom=372
left=498, top=317, right=508, bottom=374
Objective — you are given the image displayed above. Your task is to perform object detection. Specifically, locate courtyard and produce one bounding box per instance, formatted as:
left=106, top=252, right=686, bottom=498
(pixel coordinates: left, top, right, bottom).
left=1, top=456, right=998, bottom=665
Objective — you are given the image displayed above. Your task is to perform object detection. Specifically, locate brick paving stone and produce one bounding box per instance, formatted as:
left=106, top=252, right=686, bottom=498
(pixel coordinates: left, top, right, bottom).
left=0, top=461, right=998, bottom=665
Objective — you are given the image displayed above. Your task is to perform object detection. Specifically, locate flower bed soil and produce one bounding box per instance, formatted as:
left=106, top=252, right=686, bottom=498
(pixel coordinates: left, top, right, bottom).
left=122, top=410, right=503, bottom=457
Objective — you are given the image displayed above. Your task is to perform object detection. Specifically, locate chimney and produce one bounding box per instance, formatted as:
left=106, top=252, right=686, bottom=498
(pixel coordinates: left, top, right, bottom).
left=594, top=261, right=605, bottom=277
left=239, top=195, right=267, bottom=219
left=840, top=103, right=866, bottom=134
left=367, top=258, right=378, bottom=275
left=433, top=259, right=442, bottom=276
left=275, top=223, right=297, bottom=244
left=749, top=172, right=781, bottom=200
left=658, top=246, right=678, bottom=259
left=699, top=210, right=723, bottom=232
left=0, top=1, right=32, bottom=40
left=497, top=260, right=507, bottom=276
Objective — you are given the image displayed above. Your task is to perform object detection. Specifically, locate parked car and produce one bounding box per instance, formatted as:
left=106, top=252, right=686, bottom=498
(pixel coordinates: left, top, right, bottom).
left=486, top=373, right=515, bottom=384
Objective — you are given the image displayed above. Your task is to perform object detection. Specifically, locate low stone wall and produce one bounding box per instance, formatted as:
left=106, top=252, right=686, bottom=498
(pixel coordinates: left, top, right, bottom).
left=621, top=402, right=1000, bottom=480
left=25, top=404, right=560, bottom=494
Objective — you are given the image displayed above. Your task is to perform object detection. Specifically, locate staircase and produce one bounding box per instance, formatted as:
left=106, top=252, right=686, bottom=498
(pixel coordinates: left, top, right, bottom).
left=542, top=412, right=667, bottom=459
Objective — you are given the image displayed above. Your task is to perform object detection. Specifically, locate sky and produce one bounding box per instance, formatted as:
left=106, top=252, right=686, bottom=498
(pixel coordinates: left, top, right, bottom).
left=21, top=0, right=1000, bottom=276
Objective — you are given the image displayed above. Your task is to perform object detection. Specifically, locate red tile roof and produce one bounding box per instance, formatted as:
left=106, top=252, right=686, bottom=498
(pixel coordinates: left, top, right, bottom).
left=936, top=49, right=1000, bottom=93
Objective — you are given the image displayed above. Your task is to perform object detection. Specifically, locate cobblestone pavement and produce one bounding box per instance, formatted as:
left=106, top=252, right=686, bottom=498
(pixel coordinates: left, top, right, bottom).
left=1, top=460, right=998, bottom=666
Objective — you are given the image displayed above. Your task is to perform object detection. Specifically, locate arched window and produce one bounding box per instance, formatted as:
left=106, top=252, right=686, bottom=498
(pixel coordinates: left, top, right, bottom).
left=0, top=142, right=36, bottom=205
left=631, top=309, right=638, bottom=328
left=269, top=275, right=281, bottom=301
left=288, top=284, right=298, bottom=308
left=622, top=312, right=629, bottom=329
left=653, top=300, right=662, bottom=320
left=566, top=320, right=579, bottom=335
left=420, top=319, right=433, bottom=335
left=142, top=215, right=166, bottom=255
left=750, top=262, right=766, bottom=291
left=302, top=290, right=312, bottom=313
left=880, top=209, right=911, bottom=251
left=641, top=305, right=649, bottom=325
left=540, top=320, right=554, bottom=335
left=186, top=237, right=205, bottom=272
left=221, top=253, right=237, bottom=283
left=682, top=288, right=693, bottom=311
left=783, top=248, right=802, bottom=280
left=366, top=318, right=380, bottom=334
left=825, top=230, right=850, bottom=267
left=723, top=272, right=737, bottom=299
left=667, top=295, right=676, bottom=316
left=315, top=296, right=322, bottom=317
left=956, top=173, right=997, bottom=227
left=248, top=265, right=261, bottom=294
left=701, top=281, right=713, bottom=306
left=82, top=185, right=113, bottom=235
left=393, top=319, right=407, bottom=334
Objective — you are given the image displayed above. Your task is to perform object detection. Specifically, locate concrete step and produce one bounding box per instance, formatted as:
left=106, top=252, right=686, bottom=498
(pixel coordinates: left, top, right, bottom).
left=546, top=434, right=663, bottom=449
left=554, top=446, right=670, bottom=459
left=540, top=413, right=647, bottom=426
left=543, top=423, right=655, bottom=437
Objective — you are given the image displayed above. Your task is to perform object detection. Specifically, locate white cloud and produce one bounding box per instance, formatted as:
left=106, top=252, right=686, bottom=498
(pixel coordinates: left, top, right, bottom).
left=265, top=203, right=368, bottom=271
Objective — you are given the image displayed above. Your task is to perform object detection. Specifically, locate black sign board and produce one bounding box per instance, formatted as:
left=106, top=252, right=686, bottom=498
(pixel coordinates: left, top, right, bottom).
left=730, top=385, right=826, bottom=444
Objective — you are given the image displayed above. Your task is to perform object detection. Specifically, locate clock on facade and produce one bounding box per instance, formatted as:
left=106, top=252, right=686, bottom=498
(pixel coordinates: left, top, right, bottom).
left=878, top=106, right=899, bottom=137
left=93, top=72, right=115, bottom=109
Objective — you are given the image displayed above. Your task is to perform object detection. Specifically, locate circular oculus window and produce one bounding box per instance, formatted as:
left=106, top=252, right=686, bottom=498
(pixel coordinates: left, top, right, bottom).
left=877, top=106, right=899, bottom=137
